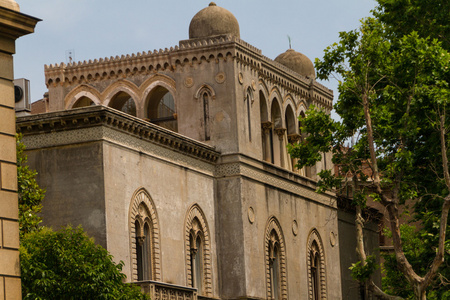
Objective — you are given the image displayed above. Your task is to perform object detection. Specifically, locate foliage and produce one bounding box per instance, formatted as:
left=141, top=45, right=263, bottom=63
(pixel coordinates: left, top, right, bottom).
left=382, top=224, right=450, bottom=299
left=20, top=226, right=148, bottom=300
left=288, top=2, right=450, bottom=298
left=349, top=255, right=379, bottom=282
left=17, top=134, right=45, bottom=238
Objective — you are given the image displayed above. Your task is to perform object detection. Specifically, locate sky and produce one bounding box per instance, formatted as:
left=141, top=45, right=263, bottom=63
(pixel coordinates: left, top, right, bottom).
left=13, top=0, right=377, bottom=104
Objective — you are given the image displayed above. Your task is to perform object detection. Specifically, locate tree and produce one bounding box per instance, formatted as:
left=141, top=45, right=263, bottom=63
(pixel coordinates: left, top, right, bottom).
left=20, top=226, right=148, bottom=300
left=17, top=134, right=45, bottom=238
left=288, top=14, right=450, bottom=300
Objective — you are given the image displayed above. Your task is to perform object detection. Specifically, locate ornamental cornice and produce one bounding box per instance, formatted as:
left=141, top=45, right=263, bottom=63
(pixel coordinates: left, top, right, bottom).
left=215, top=153, right=336, bottom=208
left=16, top=106, right=220, bottom=164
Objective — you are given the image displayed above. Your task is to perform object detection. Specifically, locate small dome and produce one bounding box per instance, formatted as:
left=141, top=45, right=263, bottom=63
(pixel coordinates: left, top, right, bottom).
left=274, top=49, right=315, bottom=79
left=0, top=0, right=20, bottom=11
left=189, top=2, right=240, bottom=39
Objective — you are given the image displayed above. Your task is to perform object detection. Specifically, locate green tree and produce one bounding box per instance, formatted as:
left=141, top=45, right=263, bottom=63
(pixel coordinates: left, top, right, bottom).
left=289, top=14, right=450, bottom=300
left=20, top=226, right=148, bottom=300
left=17, top=134, right=44, bottom=238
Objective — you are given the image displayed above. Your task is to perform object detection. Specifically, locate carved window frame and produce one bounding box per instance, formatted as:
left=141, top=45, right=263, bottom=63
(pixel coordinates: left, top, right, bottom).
left=194, top=84, right=215, bottom=141
left=184, top=204, right=212, bottom=296
left=265, top=217, right=288, bottom=299
left=129, top=188, right=161, bottom=282
left=307, top=229, right=327, bottom=300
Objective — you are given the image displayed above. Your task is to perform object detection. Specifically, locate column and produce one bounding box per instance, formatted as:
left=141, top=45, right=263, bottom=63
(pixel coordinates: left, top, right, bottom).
left=0, top=4, right=39, bottom=300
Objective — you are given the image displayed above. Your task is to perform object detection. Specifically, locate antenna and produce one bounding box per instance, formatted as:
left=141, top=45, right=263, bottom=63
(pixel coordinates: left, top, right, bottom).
left=287, top=35, right=292, bottom=49
left=65, top=49, right=75, bottom=63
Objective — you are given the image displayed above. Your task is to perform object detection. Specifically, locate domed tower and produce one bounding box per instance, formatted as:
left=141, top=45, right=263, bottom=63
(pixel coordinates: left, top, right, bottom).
left=189, top=2, right=240, bottom=39
left=275, top=48, right=316, bottom=79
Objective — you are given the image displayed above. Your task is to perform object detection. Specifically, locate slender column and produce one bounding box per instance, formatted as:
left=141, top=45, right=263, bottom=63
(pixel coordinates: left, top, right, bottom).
left=275, top=128, right=286, bottom=168
left=261, top=121, right=273, bottom=162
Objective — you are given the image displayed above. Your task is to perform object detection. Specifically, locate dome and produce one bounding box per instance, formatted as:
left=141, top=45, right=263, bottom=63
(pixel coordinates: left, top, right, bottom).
left=189, top=2, right=240, bottom=39
left=0, top=0, right=20, bottom=11
left=274, top=49, right=315, bottom=79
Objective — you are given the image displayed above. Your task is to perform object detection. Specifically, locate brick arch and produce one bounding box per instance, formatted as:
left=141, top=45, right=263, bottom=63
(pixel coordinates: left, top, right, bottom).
left=64, top=85, right=102, bottom=109
left=184, top=204, right=212, bottom=296
left=129, top=188, right=161, bottom=282
left=307, top=228, right=327, bottom=300
left=264, top=216, right=288, bottom=300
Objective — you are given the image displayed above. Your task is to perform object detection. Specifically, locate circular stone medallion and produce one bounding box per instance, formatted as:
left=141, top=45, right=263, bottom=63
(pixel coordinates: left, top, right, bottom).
left=238, top=72, right=244, bottom=84
left=215, top=72, right=226, bottom=84
left=247, top=206, right=255, bottom=224
left=184, top=76, right=194, bottom=88
left=292, top=220, right=298, bottom=236
left=330, top=231, right=337, bottom=247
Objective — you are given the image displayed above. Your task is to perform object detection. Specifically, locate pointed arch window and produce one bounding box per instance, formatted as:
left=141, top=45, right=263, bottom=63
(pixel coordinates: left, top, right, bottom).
left=189, top=219, right=204, bottom=292
left=195, top=85, right=215, bottom=142
left=185, top=204, right=213, bottom=296
left=72, top=96, right=95, bottom=108
left=307, top=229, right=327, bottom=300
left=203, top=92, right=211, bottom=141
left=146, top=86, right=177, bottom=132
left=109, top=91, right=137, bottom=116
left=265, top=217, right=287, bottom=300
left=245, top=87, right=254, bottom=141
left=129, top=189, right=161, bottom=282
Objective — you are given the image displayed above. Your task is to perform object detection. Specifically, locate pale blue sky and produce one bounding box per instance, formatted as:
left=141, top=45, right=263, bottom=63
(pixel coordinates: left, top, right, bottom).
left=14, top=0, right=376, bottom=103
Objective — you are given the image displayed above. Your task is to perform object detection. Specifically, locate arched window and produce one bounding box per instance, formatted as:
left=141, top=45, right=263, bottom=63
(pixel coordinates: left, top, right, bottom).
left=203, top=92, right=211, bottom=141
left=135, top=220, right=151, bottom=281
left=265, top=217, right=287, bottom=299
left=307, top=229, right=327, bottom=300
left=146, top=86, right=177, bottom=132
left=245, top=87, right=253, bottom=141
left=72, top=96, right=95, bottom=108
left=310, top=241, right=320, bottom=300
left=195, top=85, right=215, bottom=142
left=285, top=105, right=299, bottom=172
left=109, top=91, right=137, bottom=116
left=260, top=91, right=271, bottom=162
left=129, top=189, right=161, bottom=282
left=185, top=205, right=212, bottom=296
left=189, top=219, right=204, bottom=292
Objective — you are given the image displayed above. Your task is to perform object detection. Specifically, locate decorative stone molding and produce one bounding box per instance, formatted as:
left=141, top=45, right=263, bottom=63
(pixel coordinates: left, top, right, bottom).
left=307, top=228, right=327, bottom=300
left=287, top=133, right=301, bottom=144
left=129, top=188, right=161, bottom=282
left=215, top=161, right=335, bottom=208
left=261, top=121, right=273, bottom=133
left=16, top=106, right=220, bottom=165
left=274, top=128, right=286, bottom=141
left=184, top=204, right=213, bottom=297
left=264, top=217, right=288, bottom=300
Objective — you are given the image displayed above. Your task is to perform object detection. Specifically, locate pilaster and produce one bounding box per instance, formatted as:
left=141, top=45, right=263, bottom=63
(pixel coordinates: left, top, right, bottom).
left=0, top=4, right=39, bottom=300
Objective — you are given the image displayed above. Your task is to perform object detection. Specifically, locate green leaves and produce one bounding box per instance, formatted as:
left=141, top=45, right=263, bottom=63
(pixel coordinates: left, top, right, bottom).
left=17, top=134, right=45, bottom=238
left=20, top=226, right=148, bottom=300
left=349, top=255, right=379, bottom=282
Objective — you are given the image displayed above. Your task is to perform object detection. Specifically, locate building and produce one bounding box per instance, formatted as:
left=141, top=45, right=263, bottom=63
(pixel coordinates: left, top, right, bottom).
left=16, top=3, right=377, bottom=299
left=0, top=1, right=39, bottom=299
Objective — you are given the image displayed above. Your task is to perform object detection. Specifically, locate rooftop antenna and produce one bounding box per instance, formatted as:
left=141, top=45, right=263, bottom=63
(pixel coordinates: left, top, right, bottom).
left=287, top=35, right=292, bottom=49
left=65, top=49, right=75, bottom=64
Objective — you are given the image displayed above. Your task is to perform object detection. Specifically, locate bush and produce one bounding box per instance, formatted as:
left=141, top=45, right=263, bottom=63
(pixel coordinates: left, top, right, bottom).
left=20, top=226, right=148, bottom=300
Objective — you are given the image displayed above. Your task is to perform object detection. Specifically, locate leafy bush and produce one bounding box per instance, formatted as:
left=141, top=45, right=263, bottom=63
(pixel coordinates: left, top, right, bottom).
left=20, top=226, right=148, bottom=300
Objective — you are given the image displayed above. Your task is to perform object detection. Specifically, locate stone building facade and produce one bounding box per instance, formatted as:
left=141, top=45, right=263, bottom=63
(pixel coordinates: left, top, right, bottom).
left=0, top=1, right=39, bottom=299
left=16, top=3, right=363, bottom=299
